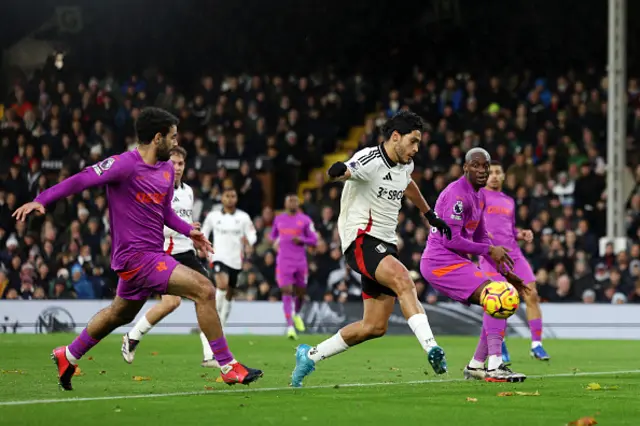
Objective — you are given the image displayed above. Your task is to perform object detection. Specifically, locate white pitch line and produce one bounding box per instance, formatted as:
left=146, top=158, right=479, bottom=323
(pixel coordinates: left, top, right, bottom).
left=1, top=369, right=639, bottom=407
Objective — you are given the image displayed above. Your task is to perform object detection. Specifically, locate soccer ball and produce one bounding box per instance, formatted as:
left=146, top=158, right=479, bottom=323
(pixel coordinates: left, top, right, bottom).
left=480, top=281, right=520, bottom=319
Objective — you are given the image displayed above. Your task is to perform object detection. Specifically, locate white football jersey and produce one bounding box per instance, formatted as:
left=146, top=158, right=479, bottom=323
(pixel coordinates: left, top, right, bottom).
left=338, top=144, right=414, bottom=253
left=164, top=183, right=195, bottom=255
left=202, top=208, right=257, bottom=270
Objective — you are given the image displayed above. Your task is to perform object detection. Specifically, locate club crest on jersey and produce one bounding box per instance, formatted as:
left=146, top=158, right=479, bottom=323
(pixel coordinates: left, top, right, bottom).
left=375, top=243, right=387, bottom=254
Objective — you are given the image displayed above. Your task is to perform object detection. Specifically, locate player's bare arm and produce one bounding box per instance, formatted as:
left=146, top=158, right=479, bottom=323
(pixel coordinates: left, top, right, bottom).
left=404, top=180, right=452, bottom=239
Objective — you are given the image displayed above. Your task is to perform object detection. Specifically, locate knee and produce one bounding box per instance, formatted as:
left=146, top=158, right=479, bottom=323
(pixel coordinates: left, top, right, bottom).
left=391, top=269, right=415, bottom=295
left=362, top=322, right=387, bottom=339
left=196, top=279, right=216, bottom=303
left=165, top=296, right=182, bottom=311
left=524, top=285, right=539, bottom=305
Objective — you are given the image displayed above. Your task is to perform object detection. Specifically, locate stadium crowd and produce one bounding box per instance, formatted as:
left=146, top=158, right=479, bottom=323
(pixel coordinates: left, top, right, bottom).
left=1, top=65, right=640, bottom=305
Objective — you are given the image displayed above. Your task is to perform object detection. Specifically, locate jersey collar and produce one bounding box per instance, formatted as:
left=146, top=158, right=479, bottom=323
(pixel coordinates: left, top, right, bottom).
left=378, top=144, right=397, bottom=168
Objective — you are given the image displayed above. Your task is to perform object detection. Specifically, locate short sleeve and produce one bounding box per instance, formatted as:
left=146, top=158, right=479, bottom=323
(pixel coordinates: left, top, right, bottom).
left=345, top=149, right=378, bottom=181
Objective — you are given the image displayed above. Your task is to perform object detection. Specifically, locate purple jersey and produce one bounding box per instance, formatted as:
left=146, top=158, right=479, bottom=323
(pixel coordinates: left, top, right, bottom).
left=422, top=176, right=492, bottom=259
left=35, top=150, right=193, bottom=272
left=479, top=188, right=520, bottom=253
left=270, top=212, right=318, bottom=264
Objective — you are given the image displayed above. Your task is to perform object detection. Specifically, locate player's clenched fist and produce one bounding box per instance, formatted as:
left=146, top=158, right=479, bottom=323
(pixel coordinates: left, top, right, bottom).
left=424, top=210, right=451, bottom=239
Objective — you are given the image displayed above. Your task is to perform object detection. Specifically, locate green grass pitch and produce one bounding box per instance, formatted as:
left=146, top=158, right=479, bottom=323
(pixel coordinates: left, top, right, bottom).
left=1, top=334, right=639, bottom=425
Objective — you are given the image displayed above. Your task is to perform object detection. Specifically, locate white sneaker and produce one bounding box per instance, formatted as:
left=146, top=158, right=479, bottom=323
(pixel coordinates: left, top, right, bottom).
left=201, top=358, right=220, bottom=368
left=485, top=364, right=527, bottom=383
left=121, top=333, right=139, bottom=364
left=463, top=365, right=487, bottom=380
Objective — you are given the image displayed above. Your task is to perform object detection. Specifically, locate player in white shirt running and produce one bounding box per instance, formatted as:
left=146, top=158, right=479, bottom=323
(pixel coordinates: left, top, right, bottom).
left=201, top=188, right=257, bottom=364
left=121, top=146, right=213, bottom=366
left=291, top=111, right=452, bottom=387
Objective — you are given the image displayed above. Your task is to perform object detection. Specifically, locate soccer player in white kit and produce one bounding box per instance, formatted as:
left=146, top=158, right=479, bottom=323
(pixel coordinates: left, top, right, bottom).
left=121, top=146, right=214, bottom=366
left=291, top=111, right=452, bottom=387
left=201, top=188, right=257, bottom=365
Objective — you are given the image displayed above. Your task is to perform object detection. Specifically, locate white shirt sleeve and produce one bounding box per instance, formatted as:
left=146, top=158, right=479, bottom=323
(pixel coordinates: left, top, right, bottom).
left=344, top=149, right=379, bottom=182
left=202, top=211, right=216, bottom=243
left=243, top=213, right=258, bottom=246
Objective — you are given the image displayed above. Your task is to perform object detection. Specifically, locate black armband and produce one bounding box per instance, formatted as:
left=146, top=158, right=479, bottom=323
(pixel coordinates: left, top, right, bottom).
left=328, top=162, right=348, bottom=178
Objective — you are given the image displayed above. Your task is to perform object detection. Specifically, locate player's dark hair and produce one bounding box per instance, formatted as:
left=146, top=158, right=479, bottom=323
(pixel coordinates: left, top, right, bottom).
left=490, top=160, right=503, bottom=167
left=381, top=111, right=426, bottom=140
left=170, top=146, right=187, bottom=159
left=222, top=186, right=237, bottom=194
left=135, top=107, right=179, bottom=144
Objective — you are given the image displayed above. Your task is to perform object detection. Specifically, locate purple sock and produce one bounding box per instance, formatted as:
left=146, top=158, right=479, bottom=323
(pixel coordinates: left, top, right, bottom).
left=483, top=313, right=506, bottom=357
left=209, top=337, right=234, bottom=367
left=294, top=296, right=303, bottom=314
left=529, top=318, right=543, bottom=342
left=282, top=295, right=294, bottom=326
left=472, top=329, right=488, bottom=363
left=67, top=329, right=100, bottom=360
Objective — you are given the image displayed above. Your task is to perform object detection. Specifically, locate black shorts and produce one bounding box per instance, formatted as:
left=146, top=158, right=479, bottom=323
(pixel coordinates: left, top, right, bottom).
left=212, top=261, right=241, bottom=289
left=344, top=234, right=398, bottom=299
left=173, top=251, right=210, bottom=279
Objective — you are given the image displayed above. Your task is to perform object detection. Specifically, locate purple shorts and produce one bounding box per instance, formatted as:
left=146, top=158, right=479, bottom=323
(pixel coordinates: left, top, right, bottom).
left=276, top=263, right=308, bottom=288
left=116, top=252, right=180, bottom=300
left=479, top=256, right=536, bottom=285
left=420, top=255, right=506, bottom=304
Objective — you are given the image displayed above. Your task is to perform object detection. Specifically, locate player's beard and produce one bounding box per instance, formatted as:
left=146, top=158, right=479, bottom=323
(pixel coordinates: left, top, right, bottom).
left=157, top=140, right=172, bottom=161
left=394, top=145, right=410, bottom=165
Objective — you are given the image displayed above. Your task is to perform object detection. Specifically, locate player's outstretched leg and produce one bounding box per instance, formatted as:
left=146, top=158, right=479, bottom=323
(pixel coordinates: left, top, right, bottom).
left=524, top=284, right=549, bottom=360
left=122, top=295, right=181, bottom=364
left=52, top=297, right=146, bottom=390
left=464, top=330, right=489, bottom=380
left=291, top=294, right=393, bottom=387
left=167, top=264, right=262, bottom=385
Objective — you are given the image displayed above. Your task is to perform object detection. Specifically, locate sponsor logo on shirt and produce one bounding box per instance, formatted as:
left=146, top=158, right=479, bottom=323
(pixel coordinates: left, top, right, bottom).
left=465, top=220, right=479, bottom=231
left=135, top=192, right=167, bottom=204
left=486, top=206, right=512, bottom=215
left=349, top=161, right=360, bottom=170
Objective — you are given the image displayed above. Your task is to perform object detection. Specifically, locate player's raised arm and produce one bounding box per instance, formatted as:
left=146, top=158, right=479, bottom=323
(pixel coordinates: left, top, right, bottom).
left=405, top=180, right=451, bottom=239
left=13, top=155, right=133, bottom=222
left=327, top=148, right=377, bottom=182
left=242, top=214, right=258, bottom=246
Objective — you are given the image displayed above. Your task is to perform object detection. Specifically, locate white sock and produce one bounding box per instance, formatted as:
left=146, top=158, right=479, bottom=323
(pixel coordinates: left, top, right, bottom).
left=407, top=313, right=437, bottom=352
left=531, top=341, right=542, bottom=349
left=65, top=347, right=79, bottom=365
left=200, top=331, right=214, bottom=360
left=308, top=332, right=349, bottom=363
left=468, top=358, right=485, bottom=369
left=488, top=355, right=502, bottom=371
left=215, top=289, right=227, bottom=326
left=128, top=315, right=153, bottom=341
left=221, top=299, right=232, bottom=326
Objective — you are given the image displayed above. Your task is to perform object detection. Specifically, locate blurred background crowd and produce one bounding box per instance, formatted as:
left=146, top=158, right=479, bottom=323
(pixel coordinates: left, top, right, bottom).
left=1, top=0, right=640, bottom=305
